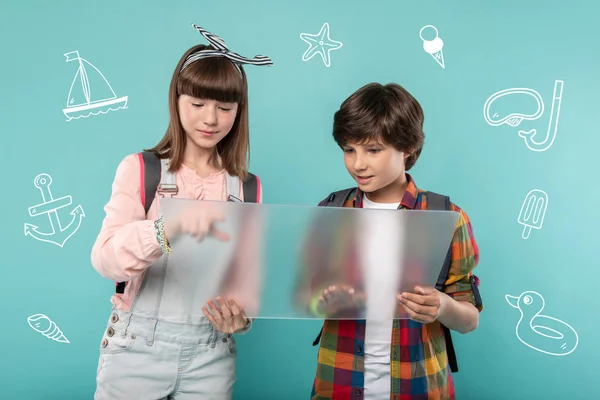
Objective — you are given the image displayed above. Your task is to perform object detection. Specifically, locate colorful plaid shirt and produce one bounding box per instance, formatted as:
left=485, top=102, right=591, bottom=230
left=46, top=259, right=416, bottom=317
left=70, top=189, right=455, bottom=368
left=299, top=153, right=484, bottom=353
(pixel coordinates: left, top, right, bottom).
left=309, top=174, right=483, bottom=400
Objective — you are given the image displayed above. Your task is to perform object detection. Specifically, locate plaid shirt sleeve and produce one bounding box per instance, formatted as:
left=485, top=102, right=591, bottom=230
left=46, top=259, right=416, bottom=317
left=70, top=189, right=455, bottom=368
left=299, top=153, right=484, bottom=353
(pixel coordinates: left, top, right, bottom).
left=441, top=203, right=483, bottom=311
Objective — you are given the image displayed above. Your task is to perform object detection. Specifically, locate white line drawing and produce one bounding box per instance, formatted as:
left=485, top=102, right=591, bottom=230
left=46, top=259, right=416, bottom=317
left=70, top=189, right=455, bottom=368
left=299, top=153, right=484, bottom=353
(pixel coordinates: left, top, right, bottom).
left=24, top=173, right=85, bottom=247
left=483, top=88, right=544, bottom=127
left=62, top=50, right=128, bottom=121
left=518, top=80, right=563, bottom=152
left=300, top=22, right=343, bottom=67
left=483, top=80, right=564, bottom=152
left=505, top=291, right=578, bottom=356
left=27, top=313, right=70, bottom=344
left=517, top=189, right=547, bottom=239
left=419, top=25, right=445, bottom=69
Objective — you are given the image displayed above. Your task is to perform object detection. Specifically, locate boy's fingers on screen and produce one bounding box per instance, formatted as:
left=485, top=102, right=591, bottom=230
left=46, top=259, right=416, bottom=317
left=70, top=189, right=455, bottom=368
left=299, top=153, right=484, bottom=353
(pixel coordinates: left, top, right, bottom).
left=403, top=300, right=437, bottom=322
left=401, top=303, right=426, bottom=323
left=401, top=292, right=429, bottom=306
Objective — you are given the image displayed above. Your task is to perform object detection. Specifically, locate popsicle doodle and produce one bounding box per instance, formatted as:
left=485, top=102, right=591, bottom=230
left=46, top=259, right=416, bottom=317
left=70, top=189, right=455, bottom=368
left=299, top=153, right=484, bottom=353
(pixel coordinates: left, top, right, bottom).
left=27, top=314, right=70, bottom=344
left=483, top=80, right=564, bottom=152
left=517, top=189, right=548, bottom=239
left=506, top=290, right=578, bottom=356
left=419, top=25, right=445, bottom=69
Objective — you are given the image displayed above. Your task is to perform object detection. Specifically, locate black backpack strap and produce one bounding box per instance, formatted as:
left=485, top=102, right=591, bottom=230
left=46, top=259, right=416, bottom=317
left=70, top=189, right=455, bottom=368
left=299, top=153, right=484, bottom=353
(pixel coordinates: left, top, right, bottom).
left=141, top=151, right=161, bottom=214
left=427, top=191, right=459, bottom=373
left=312, top=330, right=323, bottom=346
left=323, top=188, right=356, bottom=207
left=242, top=172, right=259, bottom=203
left=427, top=192, right=452, bottom=291
left=116, top=151, right=161, bottom=294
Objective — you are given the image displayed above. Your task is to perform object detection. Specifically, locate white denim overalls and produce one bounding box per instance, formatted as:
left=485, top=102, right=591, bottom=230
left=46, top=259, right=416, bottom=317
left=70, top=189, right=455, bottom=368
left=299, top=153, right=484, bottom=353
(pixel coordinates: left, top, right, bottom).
left=94, top=159, right=247, bottom=400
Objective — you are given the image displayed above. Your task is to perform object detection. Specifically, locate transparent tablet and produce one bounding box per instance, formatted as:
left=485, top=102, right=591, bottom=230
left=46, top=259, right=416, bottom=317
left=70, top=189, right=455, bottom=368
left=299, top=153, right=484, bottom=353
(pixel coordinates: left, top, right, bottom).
left=159, top=198, right=459, bottom=321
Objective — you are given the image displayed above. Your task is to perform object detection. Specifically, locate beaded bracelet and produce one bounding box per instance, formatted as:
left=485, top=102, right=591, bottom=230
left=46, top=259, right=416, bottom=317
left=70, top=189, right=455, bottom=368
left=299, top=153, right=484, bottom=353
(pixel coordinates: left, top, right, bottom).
left=154, top=215, right=172, bottom=254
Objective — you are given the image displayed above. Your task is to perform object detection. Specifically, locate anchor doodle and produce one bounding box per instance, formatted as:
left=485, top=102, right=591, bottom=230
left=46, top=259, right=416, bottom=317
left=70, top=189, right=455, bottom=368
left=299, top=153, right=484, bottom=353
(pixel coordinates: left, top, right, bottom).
left=24, top=173, right=85, bottom=247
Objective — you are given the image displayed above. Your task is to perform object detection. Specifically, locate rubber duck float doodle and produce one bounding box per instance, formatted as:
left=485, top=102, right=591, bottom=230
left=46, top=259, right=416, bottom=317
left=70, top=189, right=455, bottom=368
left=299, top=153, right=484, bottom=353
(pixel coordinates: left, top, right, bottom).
left=27, top=314, right=70, bottom=344
left=505, top=290, right=578, bottom=356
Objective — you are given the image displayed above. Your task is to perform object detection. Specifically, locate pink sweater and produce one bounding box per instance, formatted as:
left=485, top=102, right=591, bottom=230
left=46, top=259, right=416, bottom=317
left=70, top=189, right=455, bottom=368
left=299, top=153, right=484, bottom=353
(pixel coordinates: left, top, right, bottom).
left=91, top=153, right=263, bottom=311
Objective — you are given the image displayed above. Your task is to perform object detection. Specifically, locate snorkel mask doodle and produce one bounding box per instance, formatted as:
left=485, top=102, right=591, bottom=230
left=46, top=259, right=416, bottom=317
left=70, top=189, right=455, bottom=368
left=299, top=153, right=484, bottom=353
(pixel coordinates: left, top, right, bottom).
left=483, top=88, right=544, bottom=127
left=483, top=80, right=564, bottom=152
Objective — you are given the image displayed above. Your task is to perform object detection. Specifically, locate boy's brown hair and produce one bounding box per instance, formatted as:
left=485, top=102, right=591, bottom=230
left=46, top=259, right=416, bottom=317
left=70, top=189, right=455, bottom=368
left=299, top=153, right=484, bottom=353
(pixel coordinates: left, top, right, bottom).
left=332, top=82, right=425, bottom=170
left=147, top=44, right=250, bottom=180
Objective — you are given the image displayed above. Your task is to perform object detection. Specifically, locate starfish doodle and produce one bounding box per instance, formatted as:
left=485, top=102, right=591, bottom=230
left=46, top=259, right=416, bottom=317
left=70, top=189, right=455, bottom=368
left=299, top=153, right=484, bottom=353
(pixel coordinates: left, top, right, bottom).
left=300, top=22, right=343, bottom=67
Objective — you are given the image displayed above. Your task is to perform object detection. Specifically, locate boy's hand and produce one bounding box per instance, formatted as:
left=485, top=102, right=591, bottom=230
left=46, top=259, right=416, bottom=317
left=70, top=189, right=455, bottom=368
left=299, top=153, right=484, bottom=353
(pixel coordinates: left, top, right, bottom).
left=315, top=284, right=366, bottom=318
left=397, top=286, right=447, bottom=323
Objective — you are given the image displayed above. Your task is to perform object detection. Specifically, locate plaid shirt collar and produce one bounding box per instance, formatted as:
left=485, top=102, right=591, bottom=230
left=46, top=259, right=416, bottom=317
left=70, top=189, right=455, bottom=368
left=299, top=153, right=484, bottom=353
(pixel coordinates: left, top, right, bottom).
left=352, top=173, right=419, bottom=210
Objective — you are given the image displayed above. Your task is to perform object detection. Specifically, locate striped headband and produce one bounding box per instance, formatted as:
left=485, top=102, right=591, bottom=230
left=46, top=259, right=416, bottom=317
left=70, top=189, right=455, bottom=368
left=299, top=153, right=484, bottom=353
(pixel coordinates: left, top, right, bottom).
left=180, top=24, right=274, bottom=74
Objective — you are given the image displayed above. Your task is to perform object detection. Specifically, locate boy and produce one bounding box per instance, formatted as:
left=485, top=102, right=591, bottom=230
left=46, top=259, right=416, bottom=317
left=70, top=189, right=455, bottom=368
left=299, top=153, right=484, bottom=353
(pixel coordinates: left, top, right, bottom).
left=309, top=83, right=483, bottom=399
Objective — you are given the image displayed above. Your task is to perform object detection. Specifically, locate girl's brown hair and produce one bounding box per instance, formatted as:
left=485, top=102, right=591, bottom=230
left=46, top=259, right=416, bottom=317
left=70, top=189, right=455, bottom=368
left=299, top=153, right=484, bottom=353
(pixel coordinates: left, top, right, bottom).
left=332, top=82, right=425, bottom=170
left=146, top=44, right=250, bottom=180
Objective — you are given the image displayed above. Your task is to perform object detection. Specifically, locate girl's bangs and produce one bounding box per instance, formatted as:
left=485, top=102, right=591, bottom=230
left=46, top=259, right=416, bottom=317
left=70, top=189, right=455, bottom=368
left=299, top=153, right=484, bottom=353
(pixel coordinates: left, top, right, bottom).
left=177, top=56, right=245, bottom=104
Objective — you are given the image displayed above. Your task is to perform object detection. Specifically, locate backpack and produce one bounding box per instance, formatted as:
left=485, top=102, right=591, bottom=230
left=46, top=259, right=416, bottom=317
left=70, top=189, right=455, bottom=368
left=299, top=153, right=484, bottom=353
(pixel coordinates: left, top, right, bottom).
left=312, top=187, right=460, bottom=373
left=115, top=151, right=260, bottom=294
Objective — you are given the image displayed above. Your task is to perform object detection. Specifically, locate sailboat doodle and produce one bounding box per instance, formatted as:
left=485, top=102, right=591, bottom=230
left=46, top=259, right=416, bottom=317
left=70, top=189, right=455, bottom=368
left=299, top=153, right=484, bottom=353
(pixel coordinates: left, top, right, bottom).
left=24, top=173, right=85, bottom=247
left=62, top=50, right=128, bottom=121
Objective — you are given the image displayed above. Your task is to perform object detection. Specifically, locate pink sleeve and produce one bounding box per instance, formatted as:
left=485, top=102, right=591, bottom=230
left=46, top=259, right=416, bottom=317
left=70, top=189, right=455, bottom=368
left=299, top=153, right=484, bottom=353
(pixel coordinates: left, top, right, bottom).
left=90, top=153, right=163, bottom=282
left=257, top=176, right=263, bottom=203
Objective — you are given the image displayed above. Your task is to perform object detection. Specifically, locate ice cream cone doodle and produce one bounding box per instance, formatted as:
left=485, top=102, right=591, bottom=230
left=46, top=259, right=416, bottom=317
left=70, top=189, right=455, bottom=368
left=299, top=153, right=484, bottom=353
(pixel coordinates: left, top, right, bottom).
left=24, top=173, right=85, bottom=247
left=27, top=314, right=70, bottom=344
left=419, top=25, right=445, bottom=69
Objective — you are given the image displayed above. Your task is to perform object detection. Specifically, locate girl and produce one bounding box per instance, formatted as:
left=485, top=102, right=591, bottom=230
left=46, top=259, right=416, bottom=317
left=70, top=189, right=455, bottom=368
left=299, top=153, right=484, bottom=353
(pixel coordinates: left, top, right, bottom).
left=91, top=24, right=272, bottom=399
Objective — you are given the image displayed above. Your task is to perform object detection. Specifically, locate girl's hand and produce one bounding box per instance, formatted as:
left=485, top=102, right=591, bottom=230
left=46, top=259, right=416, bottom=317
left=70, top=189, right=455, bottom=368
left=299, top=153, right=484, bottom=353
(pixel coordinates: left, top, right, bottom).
left=202, top=297, right=250, bottom=334
left=396, top=286, right=447, bottom=323
left=164, top=204, right=229, bottom=243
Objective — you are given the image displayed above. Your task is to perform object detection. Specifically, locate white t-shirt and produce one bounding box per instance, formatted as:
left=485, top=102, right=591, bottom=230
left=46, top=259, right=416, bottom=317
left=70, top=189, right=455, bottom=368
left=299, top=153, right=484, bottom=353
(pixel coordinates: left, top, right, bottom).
left=359, top=195, right=402, bottom=399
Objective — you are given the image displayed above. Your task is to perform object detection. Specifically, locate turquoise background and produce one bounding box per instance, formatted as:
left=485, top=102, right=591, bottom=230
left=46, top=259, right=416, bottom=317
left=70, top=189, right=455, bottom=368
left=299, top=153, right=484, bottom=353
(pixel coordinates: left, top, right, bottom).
left=1, top=0, right=598, bottom=398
